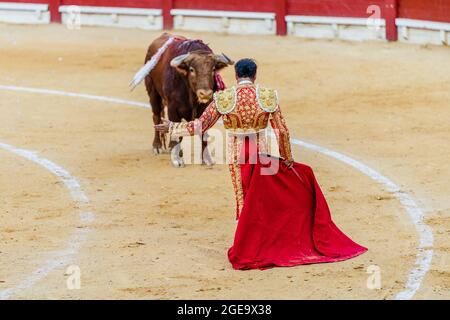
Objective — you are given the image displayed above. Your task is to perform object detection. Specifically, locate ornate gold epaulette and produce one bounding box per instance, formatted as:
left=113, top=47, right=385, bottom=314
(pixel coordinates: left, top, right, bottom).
left=256, top=85, right=279, bottom=112
left=214, top=87, right=237, bottom=115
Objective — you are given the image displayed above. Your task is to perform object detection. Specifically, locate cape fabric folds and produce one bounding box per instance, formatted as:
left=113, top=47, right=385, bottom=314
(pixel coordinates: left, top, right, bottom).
left=228, top=151, right=367, bottom=270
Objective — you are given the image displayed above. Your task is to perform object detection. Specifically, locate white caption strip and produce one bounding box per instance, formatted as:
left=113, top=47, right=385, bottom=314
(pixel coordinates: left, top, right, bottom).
left=0, top=84, right=433, bottom=299
left=0, top=142, right=94, bottom=300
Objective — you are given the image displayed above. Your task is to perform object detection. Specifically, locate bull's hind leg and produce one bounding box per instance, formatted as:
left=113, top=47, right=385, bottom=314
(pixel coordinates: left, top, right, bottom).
left=146, top=79, right=164, bottom=155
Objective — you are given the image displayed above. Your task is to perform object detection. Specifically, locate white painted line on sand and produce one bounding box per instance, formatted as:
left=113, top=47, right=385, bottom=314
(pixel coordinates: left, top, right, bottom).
left=0, top=84, right=149, bottom=109
left=0, top=142, right=94, bottom=299
left=289, top=138, right=433, bottom=300
left=0, top=84, right=433, bottom=299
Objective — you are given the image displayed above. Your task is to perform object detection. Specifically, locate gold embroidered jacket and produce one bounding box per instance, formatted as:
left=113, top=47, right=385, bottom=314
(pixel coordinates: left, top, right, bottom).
left=170, top=83, right=293, bottom=162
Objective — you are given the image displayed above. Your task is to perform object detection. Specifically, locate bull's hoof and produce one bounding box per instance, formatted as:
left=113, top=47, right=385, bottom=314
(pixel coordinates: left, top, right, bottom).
left=153, top=147, right=163, bottom=155
left=202, top=158, right=215, bottom=167
left=171, top=157, right=185, bottom=168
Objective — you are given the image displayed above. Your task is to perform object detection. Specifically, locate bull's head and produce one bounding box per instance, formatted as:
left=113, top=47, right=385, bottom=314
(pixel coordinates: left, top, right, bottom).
left=170, top=52, right=234, bottom=104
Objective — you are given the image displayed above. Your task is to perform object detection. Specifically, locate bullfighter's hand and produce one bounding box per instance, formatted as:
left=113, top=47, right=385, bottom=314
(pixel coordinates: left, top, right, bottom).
left=154, top=119, right=171, bottom=133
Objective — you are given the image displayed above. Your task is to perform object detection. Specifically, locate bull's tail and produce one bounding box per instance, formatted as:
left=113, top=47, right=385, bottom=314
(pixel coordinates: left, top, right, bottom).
left=129, top=59, right=155, bottom=91
left=129, top=37, right=175, bottom=91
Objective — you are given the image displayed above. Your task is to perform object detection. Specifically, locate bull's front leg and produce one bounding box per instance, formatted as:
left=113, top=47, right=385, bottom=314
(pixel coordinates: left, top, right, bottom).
left=167, top=108, right=186, bottom=167
left=202, top=132, right=214, bottom=166
left=169, top=138, right=185, bottom=168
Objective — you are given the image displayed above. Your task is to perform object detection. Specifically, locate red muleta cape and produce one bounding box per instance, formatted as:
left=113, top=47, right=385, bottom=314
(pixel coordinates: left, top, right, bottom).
left=228, top=149, right=367, bottom=270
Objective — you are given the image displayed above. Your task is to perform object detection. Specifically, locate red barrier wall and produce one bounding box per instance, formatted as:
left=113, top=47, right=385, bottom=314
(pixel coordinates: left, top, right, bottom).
left=60, top=0, right=161, bottom=8
left=398, top=0, right=450, bottom=23
left=1, top=0, right=449, bottom=39
left=59, top=0, right=162, bottom=22
left=8, top=0, right=61, bottom=22
left=286, top=0, right=399, bottom=39
left=287, top=0, right=387, bottom=17
left=4, top=0, right=47, bottom=2
left=172, top=0, right=281, bottom=33
left=172, top=0, right=275, bottom=13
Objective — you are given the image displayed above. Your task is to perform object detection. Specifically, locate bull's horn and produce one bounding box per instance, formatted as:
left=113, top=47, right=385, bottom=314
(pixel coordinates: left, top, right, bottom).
left=215, top=53, right=234, bottom=65
left=170, top=53, right=190, bottom=67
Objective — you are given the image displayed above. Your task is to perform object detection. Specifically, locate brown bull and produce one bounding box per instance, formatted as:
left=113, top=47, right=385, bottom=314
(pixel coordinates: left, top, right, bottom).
left=143, top=33, right=233, bottom=167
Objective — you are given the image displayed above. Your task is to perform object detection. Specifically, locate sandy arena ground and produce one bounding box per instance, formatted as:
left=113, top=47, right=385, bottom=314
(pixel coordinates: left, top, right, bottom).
left=0, top=24, right=449, bottom=299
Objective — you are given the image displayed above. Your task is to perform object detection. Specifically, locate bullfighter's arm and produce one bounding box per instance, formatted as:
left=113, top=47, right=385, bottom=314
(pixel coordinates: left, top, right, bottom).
left=269, top=106, right=294, bottom=162
left=170, top=101, right=221, bottom=139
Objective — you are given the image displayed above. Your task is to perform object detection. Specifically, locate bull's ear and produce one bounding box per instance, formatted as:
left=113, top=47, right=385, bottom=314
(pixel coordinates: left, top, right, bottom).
left=174, top=62, right=189, bottom=76
left=214, top=53, right=234, bottom=71
left=170, top=53, right=190, bottom=76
